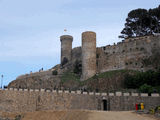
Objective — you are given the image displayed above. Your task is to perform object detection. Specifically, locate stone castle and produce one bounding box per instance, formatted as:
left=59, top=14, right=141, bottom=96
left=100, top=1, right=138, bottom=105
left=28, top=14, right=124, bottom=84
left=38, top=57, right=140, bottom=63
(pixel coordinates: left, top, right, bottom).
left=7, top=31, right=160, bottom=90
left=1, top=31, right=160, bottom=113
left=60, top=31, right=160, bottom=80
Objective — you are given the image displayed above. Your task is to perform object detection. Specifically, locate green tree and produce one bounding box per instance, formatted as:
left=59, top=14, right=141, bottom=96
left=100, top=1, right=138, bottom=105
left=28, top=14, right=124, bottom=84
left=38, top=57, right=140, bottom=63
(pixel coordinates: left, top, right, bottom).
left=119, top=5, right=160, bottom=38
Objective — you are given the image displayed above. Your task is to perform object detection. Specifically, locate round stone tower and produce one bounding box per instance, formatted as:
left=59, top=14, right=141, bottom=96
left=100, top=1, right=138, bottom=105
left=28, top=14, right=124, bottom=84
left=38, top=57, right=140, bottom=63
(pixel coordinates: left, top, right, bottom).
left=60, top=35, right=73, bottom=66
left=81, top=31, right=96, bottom=80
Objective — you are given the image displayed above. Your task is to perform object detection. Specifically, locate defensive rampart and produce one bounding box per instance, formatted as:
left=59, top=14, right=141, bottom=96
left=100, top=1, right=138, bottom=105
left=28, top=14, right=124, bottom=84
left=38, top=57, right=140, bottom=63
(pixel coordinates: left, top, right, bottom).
left=0, top=88, right=160, bottom=112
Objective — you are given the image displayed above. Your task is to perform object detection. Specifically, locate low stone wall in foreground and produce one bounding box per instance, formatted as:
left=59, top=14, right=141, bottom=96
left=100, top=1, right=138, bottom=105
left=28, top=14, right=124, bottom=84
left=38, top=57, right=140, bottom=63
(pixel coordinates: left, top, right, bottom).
left=0, top=88, right=160, bottom=112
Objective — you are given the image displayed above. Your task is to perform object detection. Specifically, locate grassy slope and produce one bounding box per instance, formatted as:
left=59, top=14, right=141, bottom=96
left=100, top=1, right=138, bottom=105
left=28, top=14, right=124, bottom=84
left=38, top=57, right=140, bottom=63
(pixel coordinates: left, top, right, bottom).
left=60, top=69, right=139, bottom=92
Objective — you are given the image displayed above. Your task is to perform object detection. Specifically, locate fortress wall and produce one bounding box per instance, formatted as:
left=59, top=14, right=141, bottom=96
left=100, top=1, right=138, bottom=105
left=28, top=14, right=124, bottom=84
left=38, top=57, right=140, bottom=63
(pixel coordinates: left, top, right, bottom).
left=16, top=70, right=52, bottom=80
left=97, top=35, right=160, bottom=73
left=71, top=47, right=82, bottom=64
left=0, top=89, right=160, bottom=112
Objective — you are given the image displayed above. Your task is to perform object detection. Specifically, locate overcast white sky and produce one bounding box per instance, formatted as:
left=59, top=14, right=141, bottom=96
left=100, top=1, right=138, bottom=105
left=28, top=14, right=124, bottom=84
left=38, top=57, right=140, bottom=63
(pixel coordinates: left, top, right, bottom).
left=0, top=0, right=159, bottom=86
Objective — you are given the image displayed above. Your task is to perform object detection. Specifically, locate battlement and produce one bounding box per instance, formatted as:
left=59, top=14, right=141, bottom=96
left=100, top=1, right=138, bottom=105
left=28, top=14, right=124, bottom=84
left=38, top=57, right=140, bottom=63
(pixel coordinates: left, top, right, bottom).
left=60, top=35, right=73, bottom=41
left=0, top=88, right=160, bottom=112
left=102, top=34, right=160, bottom=51
left=2, top=88, right=160, bottom=97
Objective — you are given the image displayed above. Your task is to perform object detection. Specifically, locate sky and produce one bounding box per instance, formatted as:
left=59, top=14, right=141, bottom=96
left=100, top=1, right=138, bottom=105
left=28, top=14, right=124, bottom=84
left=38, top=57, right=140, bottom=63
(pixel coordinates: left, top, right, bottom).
left=0, top=0, right=159, bottom=87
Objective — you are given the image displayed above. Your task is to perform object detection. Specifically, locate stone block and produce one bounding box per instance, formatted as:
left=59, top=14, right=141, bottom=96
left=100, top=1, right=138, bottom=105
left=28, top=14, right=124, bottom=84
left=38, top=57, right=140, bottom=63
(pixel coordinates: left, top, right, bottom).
left=123, top=93, right=130, bottom=96
left=76, top=90, right=81, bottom=94
left=19, top=89, right=23, bottom=91
left=64, top=90, right=69, bottom=93
left=101, top=93, right=107, bottom=96
left=71, top=91, right=76, bottom=94
left=131, top=93, right=139, bottom=96
left=4, top=88, right=8, bottom=91
left=95, top=93, right=100, bottom=96
left=109, top=93, right=114, bottom=96
left=58, top=90, right=63, bottom=93
left=29, top=89, right=34, bottom=92
left=89, top=92, right=94, bottom=95
left=24, top=89, right=28, bottom=91
left=140, top=93, right=148, bottom=97
left=46, top=90, right=51, bottom=92
left=35, top=89, right=39, bottom=92
left=9, top=88, right=13, bottom=91
left=151, top=93, right=160, bottom=97
left=83, top=92, right=88, bottom=95
left=116, top=92, right=122, bottom=96
left=52, top=90, right=57, bottom=93
left=40, top=89, right=45, bottom=92
left=14, top=88, right=18, bottom=91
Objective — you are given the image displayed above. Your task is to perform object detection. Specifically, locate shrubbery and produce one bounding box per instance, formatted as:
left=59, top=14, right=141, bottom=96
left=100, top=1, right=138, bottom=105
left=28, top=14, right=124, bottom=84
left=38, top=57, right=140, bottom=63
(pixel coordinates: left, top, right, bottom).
left=124, top=69, right=160, bottom=93
left=52, top=70, right=58, bottom=75
left=73, top=60, right=82, bottom=74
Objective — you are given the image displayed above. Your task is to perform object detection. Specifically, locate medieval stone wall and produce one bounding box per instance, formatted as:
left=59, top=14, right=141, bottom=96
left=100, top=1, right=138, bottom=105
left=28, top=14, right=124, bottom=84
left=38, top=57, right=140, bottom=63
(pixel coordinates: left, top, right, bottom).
left=96, top=35, right=160, bottom=73
left=70, top=34, right=160, bottom=74
left=0, top=88, right=160, bottom=112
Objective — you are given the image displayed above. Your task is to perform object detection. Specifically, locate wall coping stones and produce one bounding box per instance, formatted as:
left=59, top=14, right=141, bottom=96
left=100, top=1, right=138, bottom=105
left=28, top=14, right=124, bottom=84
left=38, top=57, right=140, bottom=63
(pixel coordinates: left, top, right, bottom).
left=151, top=93, right=160, bottom=97
left=131, top=93, right=139, bottom=96
left=52, top=90, right=57, bottom=93
left=123, top=93, right=130, bottom=96
left=2, top=89, right=160, bottom=98
left=109, top=93, right=114, bottom=96
left=24, top=89, right=28, bottom=91
left=9, top=88, right=13, bottom=90
left=76, top=90, right=81, bottom=94
left=14, top=88, right=18, bottom=91
left=83, top=92, right=88, bottom=95
left=116, top=92, right=122, bottom=96
left=64, top=90, right=69, bottom=93
left=95, top=93, right=100, bottom=96
left=140, top=93, right=148, bottom=97
left=46, top=90, right=51, bottom=92
left=40, top=89, right=45, bottom=92
left=19, top=89, right=23, bottom=91
left=29, top=89, right=34, bottom=92
left=89, top=92, right=94, bottom=95
left=35, top=89, right=39, bottom=92
left=101, top=93, right=107, bottom=96
left=71, top=91, right=76, bottom=94
left=58, top=90, right=63, bottom=93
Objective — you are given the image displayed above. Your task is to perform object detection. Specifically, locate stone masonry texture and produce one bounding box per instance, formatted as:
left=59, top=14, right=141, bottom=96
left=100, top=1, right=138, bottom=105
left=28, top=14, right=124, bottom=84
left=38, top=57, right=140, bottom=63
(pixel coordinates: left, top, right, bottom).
left=82, top=31, right=97, bottom=80
left=60, top=35, right=73, bottom=65
left=0, top=90, right=160, bottom=112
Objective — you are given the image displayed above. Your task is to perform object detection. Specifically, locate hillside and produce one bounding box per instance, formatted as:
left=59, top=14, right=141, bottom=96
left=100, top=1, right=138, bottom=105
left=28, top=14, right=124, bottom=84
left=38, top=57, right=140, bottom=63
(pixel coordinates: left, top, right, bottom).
left=8, top=69, right=139, bottom=92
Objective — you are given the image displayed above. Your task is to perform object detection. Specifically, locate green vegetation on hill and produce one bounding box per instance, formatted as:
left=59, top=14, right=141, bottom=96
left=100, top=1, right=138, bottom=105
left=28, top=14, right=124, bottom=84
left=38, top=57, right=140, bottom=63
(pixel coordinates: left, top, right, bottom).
left=59, top=69, right=160, bottom=93
left=61, top=72, right=81, bottom=83
left=81, top=70, right=139, bottom=92
left=124, top=69, right=160, bottom=93
left=60, top=72, right=81, bottom=90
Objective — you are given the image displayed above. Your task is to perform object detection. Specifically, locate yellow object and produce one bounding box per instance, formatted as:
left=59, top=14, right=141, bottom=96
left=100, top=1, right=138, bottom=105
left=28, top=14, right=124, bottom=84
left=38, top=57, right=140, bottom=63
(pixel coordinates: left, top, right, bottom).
left=141, top=103, right=144, bottom=110
left=150, top=108, right=155, bottom=114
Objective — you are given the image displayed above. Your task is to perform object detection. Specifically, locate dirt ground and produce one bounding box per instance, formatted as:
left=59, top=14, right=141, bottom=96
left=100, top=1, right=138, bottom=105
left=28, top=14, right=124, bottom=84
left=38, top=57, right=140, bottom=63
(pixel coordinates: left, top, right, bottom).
left=0, top=110, right=159, bottom=120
